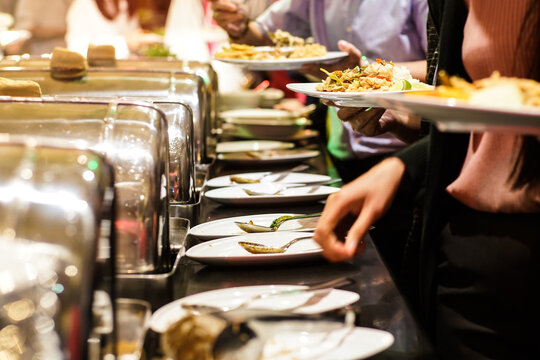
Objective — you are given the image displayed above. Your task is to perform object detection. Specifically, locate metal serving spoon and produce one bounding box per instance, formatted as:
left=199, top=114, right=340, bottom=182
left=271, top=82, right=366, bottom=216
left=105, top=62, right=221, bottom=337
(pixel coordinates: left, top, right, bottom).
left=235, top=213, right=321, bottom=233
left=242, top=184, right=320, bottom=196
left=238, top=235, right=314, bottom=254
left=229, top=164, right=309, bottom=184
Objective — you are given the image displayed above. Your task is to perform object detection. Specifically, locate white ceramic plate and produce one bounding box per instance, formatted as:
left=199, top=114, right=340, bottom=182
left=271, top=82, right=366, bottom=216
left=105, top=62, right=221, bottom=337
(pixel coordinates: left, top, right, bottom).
left=215, top=51, right=348, bottom=71
left=373, top=93, right=540, bottom=134
left=223, top=117, right=311, bottom=139
left=286, top=82, right=431, bottom=108
left=217, top=149, right=320, bottom=165
left=261, top=326, right=394, bottom=360
left=204, top=183, right=338, bottom=205
left=207, top=172, right=331, bottom=188
left=220, top=108, right=294, bottom=120
left=189, top=213, right=320, bottom=240
left=186, top=231, right=322, bottom=265
left=223, top=126, right=319, bottom=141
left=150, top=282, right=360, bottom=333
left=216, top=140, right=295, bottom=153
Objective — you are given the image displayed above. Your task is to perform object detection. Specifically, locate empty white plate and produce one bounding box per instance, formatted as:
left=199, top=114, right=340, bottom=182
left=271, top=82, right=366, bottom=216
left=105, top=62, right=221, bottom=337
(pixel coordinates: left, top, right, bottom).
left=220, top=108, right=294, bottom=120
left=216, top=140, right=295, bottom=153
left=204, top=183, right=339, bottom=205
left=217, top=149, right=320, bottom=165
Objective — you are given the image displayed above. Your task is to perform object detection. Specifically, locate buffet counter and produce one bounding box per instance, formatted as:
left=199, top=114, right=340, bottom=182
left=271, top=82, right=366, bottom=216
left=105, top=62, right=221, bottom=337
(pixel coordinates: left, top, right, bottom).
left=117, top=138, right=435, bottom=360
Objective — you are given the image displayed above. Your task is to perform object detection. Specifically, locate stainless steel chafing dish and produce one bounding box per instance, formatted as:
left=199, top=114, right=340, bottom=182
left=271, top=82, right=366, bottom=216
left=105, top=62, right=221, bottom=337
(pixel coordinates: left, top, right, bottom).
left=0, top=99, right=169, bottom=274
left=0, top=65, right=212, bottom=167
left=0, top=143, right=115, bottom=360
left=0, top=56, right=219, bottom=148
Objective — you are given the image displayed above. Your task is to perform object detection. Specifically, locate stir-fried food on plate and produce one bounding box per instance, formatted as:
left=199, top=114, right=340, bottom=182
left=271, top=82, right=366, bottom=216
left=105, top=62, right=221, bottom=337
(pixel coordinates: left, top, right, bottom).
left=422, top=72, right=540, bottom=107
left=269, top=29, right=306, bottom=47
left=317, top=58, right=430, bottom=92
left=214, top=30, right=327, bottom=60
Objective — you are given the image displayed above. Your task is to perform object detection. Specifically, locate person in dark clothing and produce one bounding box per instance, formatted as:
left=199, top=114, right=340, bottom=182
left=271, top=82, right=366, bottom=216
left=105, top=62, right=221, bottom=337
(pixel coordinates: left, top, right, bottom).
left=313, top=1, right=540, bottom=359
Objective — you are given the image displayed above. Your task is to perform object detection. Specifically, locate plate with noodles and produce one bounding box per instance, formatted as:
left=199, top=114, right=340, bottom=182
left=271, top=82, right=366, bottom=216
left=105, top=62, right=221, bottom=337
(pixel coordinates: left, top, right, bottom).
left=215, top=47, right=348, bottom=71
left=287, top=59, right=432, bottom=107
left=372, top=72, right=540, bottom=134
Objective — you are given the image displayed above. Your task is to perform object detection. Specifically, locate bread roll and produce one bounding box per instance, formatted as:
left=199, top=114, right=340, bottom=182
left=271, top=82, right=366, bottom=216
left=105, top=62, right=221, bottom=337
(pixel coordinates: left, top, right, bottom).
left=50, top=47, right=88, bottom=80
left=87, top=45, right=116, bottom=67
left=0, top=77, right=42, bottom=97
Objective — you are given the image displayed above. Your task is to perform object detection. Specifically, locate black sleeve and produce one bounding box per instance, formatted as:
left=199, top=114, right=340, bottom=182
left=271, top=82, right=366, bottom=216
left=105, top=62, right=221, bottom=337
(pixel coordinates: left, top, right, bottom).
left=394, top=135, right=430, bottom=195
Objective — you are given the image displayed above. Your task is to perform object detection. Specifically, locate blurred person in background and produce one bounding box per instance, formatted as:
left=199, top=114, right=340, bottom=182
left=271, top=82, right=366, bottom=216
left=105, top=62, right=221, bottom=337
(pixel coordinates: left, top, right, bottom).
left=67, top=0, right=171, bottom=57
left=210, top=0, right=428, bottom=279
left=210, top=0, right=428, bottom=182
left=0, top=0, right=16, bottom=15
left=5, top=0, right=72, bottom=55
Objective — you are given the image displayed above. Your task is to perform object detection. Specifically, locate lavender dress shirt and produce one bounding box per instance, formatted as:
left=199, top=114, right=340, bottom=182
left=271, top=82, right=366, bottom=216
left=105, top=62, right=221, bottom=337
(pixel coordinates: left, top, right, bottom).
left=255, top=0, right=428, bottom=159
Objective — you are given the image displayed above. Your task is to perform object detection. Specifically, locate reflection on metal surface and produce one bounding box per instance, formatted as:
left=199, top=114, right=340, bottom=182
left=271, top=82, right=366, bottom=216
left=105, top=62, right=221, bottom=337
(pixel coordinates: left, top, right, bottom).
left=0, top=99, right=169, bottom=274
left=0, top=143, right=116, bottom=359
left=0, top=56, right=219, bottom=160
left=0, top=66, right=211, bottom=166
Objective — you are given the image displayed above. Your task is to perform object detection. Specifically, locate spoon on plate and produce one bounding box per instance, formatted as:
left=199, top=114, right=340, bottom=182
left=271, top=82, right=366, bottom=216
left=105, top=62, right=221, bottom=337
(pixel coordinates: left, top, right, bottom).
left=230, top=164, right=309, bottom=184
left=242, top=184, right=320, bottom=196
left=238, top=235, right=314, bottom=254
left=235, top=213, right=321, bottom=233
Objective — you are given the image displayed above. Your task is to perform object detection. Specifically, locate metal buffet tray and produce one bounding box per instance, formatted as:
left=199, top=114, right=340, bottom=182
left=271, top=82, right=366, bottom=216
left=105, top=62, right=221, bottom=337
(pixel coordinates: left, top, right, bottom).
left=0, top=68, right=208, bottom=213
left=0, top=98, right=171, bottom=275
left=0, top=142, right=116, bottom=359
left=0, top=60, right=216, bottom=163
left=0, top=56, right=219, bottom=148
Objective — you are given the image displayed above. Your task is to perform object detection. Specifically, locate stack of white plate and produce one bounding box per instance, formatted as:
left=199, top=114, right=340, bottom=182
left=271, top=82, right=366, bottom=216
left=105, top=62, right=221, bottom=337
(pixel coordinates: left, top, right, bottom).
left=220, top=108, right=314, bottom=140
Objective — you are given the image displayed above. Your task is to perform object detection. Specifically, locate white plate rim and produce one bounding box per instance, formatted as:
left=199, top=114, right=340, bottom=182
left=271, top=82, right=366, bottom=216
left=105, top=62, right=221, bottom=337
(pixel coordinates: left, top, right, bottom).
left=215, top=51, right=348, bottom=70
left=206, top=171, right=331, bottom=188
left=216, top=149, right=320, bottom=165
left=203, top=184, right=338, bottom=205
left=261, top=326, right=395, bottom=360
left=372, top=92, right=540, bottom=121
left=216, top=140, right=295, bottom=153
left=188, top=212, right=319, bottom=240
left=220, top=108, right=294, bottom=120
left=185, top=231, right=322, bottom=265
left=286, top=82, right=433, bottom=107
left=150, top=283, right=360, bottom=333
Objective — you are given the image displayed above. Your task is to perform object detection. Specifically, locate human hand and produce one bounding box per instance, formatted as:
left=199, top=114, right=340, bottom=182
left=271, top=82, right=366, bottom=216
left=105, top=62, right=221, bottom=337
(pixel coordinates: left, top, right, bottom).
left=335, top=106, right=389, bottom=136
left=209, top=0, right=248, bottom=38
left=313, top=157, right=406, bottom=262
left=300, top=40, right=365, bottom=79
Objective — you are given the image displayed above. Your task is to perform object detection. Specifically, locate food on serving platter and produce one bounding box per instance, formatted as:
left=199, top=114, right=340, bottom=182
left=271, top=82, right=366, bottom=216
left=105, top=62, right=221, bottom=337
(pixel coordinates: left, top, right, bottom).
left=289, top=43, right=327, bottom=59
left=0, top=77, right=42, bottom=97
left=230, top=175, right=260, bottom=184
left=416, top=71, right=540, bottom=108
left=87, top=44, right=116, bottom=66
left=162, top=313, right=227, bottom=360
left=317, top=58, right=431, bottom=92
left=214, top=30, right=327, bottom=60
left=269, top=29, right=306, bottom=47
left=50, top=47, right=88, bottom=80
left=270, top=215, right=293, bottom=230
